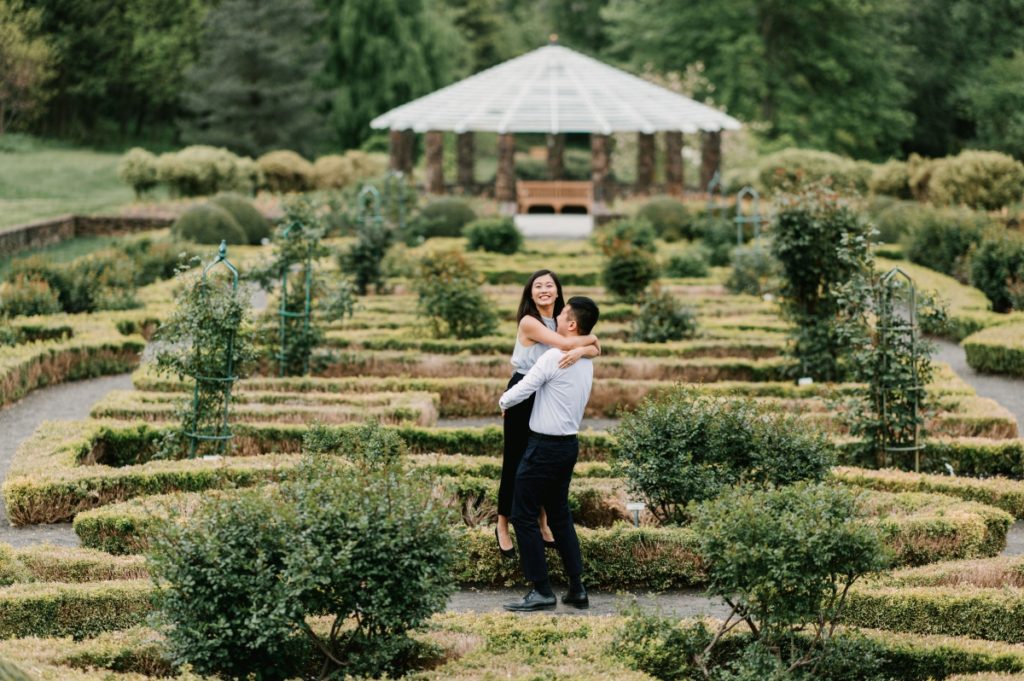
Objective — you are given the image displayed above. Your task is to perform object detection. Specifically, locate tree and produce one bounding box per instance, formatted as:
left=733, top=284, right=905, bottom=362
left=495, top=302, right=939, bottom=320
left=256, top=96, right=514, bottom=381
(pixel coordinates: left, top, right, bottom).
left=180, top=0, right=331, bottom=158
left=0, top=0, right=55, bottom=134
left=602, top=0, right=914, bottom=159
left=957, top=51, right=1024, bottom=160
left=324, top=0, right=470, bottom=149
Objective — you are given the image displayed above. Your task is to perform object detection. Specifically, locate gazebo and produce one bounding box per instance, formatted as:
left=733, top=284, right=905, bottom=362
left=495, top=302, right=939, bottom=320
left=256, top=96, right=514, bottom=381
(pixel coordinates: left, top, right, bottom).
left=370, top=40, right=741, bottom=212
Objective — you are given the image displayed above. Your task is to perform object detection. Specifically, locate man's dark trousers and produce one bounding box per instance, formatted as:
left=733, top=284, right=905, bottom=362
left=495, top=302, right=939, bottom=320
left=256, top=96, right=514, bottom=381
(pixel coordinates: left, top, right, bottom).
left=510, top=433, right=583, bottom=583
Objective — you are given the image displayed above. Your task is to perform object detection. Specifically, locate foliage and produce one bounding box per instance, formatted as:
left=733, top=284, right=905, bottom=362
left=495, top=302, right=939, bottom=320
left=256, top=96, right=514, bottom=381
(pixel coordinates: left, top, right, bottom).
left=180, top=0, right=330, bottom=158
left=595, top=218, right=657, bottom=255
left=636, top=196, right=698, bottom=241
left=726, top=243, right=780, bottom=296
left=410, top=197, right=477, bottom=240
left=596, top=219, right=660, bottom=302
left=927, top=150, right=1024, bottom=210
left=148, top=451, right=455, bottom=680
left=156, top=145, right=259, bottom=197
left=699, top=217, right=738, bottom=266
left=171, top=203, right=247, bottom=245
left=612, top=387, right=835, bottom=525
left=463, top=217, right=522, bottom=254
left=209, top=193, right=270, bottom=245
left=604, top=0, right=913, bottom=159
left=340, top=203, right=395, bottom=296
left=152, top=254, right=256, bottom=458
left=413, top=249, right=498, bottom=339
left=0, top=0, right=55, bottom=134
left=630, top=287, right=697, bottom=343
left=900, top=204, right=993, bottom=278
left=691, top=482, right=889, bottom=678
left=869, top=159, right=912, bottom=200
left=257, top=150, right=315, bottom=193
left=302, top=419, right=406, bottom=470
left=7, top=249, right=138, bottom=313
left=957, top=50, right=1024, bottom=159
left=771, top=184, right=875, bottom=381
left=758, top=149, right=872, bottom=194
left=312, top=150, right=388, bottom=190
left=969, top=233, right=1024, bottom=313
left=0, top=274, right=61, bottom=317
left=963, top=323, right=1024, bottom=378
left=664, top=248, right=710, bottom=278
left=116, top=147, right=159, bottom=198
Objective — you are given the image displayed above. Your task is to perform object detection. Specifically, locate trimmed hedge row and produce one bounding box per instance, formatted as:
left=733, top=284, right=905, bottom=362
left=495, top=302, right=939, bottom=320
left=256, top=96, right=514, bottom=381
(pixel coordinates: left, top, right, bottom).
left=964, top=323, right=1024, bottom=378
left=0, top=580, right=151, bottom=640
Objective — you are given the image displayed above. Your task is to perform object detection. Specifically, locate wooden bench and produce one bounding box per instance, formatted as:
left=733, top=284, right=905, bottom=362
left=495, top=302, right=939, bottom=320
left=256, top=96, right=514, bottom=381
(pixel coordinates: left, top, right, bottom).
left=516, top=181, right=594, bottom=214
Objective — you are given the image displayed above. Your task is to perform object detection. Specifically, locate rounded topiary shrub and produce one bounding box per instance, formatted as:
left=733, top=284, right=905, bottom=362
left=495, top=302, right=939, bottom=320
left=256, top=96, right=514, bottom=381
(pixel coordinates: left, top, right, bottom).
left=636, top=196, right=698, bottom=241
left=612, top=387, right=835, bottom=525
left=927, top=150, right=1024, bottom=210
left=313, top=154, right=353, bottom=189
left=0, top=275, right=62, bottom=317
left=664, top=247, right=710, bottom=278
left=726, top=243, right=781, bottom=296
left=117, top=147, right=159, bottom=197
left=463, top=217, right=522, bottom=254
left=900, top=205, right=994, bottom=277
left=869, top=159, right=912, bottom=199
left=257, top=150, right=315, bottom=193
left=758, top=148, right=871, bottom=194
left=698, top=217, right=738, bottom=266
left=172, top=203, right=248, bottom=245
left=157, top=145, right=253, bottom=197
left=412, top=198, right=477, bottom=239
left=969, top=233, right=1024, bottom=312
left=631, top=288, right=697, bottom=342
left=209, top=193, right=271, bottom=244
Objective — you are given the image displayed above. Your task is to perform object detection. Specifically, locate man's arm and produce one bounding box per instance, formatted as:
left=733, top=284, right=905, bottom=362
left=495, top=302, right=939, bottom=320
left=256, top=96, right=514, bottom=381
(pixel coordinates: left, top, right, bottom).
left=499, top=349, right=557, bottom=411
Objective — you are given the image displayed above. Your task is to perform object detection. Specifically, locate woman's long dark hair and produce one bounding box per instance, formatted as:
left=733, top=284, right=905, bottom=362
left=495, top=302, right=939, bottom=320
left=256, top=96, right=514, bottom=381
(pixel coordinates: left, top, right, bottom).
left=517, top=269, right=565, bottom=324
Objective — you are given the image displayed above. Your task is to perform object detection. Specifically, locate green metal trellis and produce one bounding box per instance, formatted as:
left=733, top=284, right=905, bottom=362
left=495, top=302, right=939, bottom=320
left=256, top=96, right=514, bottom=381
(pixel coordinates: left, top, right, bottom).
left=277, top=217, right=314, bottom=377
left=878, top=267, right=925, bottom=471
left=357, top=184, right=385, bottom=231
left=186, top=241, right=239, bottom=458
left=734, top=185, right=763, bottom=245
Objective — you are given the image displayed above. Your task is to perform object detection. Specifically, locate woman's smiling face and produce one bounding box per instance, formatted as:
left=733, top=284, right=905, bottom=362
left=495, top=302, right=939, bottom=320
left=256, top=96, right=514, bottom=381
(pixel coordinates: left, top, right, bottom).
left=531, top=274, right=557, bottom=310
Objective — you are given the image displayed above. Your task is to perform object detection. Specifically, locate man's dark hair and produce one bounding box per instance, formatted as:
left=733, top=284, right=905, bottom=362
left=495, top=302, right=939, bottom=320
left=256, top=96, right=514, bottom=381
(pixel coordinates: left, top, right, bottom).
left=566, top=296, right=599, bottom=335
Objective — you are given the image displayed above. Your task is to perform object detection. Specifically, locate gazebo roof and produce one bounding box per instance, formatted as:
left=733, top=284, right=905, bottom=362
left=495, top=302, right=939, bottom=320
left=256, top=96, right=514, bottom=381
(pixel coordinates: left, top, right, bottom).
left=370, top=44, right=742, bottom=136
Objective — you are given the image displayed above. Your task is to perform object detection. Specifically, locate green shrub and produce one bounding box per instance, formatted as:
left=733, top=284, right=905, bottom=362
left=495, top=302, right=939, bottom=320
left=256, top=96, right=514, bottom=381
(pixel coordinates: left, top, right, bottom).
left=758, top=148, right=872, bottom=194
left=595, top=218, right=658, bottom=255
left=414, top=250, right=498, bottom=339
left=873, top=200, right=930, bottom=244
left=117, top=147, right=159, bottom=197
left=171, top=203, right=248, bottom=245
left=901, top=205, right=993, bottom=278
left=664, top=248, right=710, bottom=278
left=964, top=323, right=1024, bottom=377
left=122, top=238, right=194, bottom=286
left=463, top=217, right=522, bottom=254
left=340, top=210, right=395, bottom=295
left=870, top=159, right=913, bottom=199
left=256, top=149, right=314, bottom=192
left=612, top=387, right=835, bottom=524
left=636, top=196, right=697, bottom=241
left=61, top=250, right=139, bottom=313
left=630, top=288, right=697, bottom=343
left=969, top=233, right=1024, bottom=312
left=0, top=276, right=61, bottom=317
left=603, top=251, right=660, bottom=302
left=699, top=216, right=737, bottom=266
left=209, top=193, right=270, bottom=244
left=313, top=150, right=387, bottom=189
left=726, top=243, right=780, bottom=296
left=0, top=545, right=29, bottom=586
left=411, top=198, right=477, bottom=239
left=156, top=145, right=256, bottom=197
left=929, top=150, right=1024, bottom=210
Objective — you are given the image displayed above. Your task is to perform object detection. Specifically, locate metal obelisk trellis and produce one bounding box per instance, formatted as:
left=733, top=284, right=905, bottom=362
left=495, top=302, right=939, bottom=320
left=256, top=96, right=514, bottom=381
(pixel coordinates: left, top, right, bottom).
left=705, top=170, right=725, bottom=221
left=277, top=217, right=313, bottom=377
left=734, top=186, right=763, bottom=245
left=186, top=241, right=239, bottom=458
left=358, top=184, right=385, bottom=232
left=878, top=267, right=925, bottom=471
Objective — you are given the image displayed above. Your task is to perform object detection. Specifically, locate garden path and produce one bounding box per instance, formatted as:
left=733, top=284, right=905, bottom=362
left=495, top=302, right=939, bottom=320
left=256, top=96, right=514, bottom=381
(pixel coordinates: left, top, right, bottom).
left=933, top=339, right=1024, bottom=430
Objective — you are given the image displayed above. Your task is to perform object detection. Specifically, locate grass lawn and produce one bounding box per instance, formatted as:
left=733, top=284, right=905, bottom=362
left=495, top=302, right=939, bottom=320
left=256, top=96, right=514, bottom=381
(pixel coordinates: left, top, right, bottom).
left=0, top=137, right=136, bottom=231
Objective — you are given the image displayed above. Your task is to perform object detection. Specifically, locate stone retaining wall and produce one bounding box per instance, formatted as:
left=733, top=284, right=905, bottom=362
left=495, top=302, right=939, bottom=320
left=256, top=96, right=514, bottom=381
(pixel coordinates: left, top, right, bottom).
left=0, top=215, right=174, bottom=258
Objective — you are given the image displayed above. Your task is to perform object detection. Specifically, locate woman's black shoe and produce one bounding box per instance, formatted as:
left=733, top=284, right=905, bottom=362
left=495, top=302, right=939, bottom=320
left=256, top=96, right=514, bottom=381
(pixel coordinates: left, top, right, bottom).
left=495, top=527, right=517, bottom=559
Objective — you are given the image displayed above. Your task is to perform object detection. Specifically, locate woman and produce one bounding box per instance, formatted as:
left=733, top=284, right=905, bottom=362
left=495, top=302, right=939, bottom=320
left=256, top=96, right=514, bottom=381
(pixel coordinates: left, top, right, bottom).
left=496, top=269, right=600, bottom=558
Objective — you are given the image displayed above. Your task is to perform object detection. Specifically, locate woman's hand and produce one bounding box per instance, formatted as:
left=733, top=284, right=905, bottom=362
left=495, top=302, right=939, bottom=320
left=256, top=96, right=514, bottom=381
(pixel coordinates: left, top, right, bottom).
left=559, top=346, right=587, bottom=369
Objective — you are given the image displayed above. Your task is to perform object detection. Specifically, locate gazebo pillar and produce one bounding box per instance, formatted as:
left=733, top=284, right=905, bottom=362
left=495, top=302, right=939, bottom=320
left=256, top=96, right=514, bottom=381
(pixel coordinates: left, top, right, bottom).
left=456, top=132, right=474, bottom=192
left=591, top=133, right=611, bottom=208
left=388, top=130, right=414, bottom=174
left=665, top=131, right=684, bottom=196
left=700, top=131, right=722, bottom=190
left=546, top=133, right=565, bottom=180
left=495, top=133, right=516, bottom=203
left=636, top=132, right=655, bottom=195
left=425, top=131, right=444, bottom=194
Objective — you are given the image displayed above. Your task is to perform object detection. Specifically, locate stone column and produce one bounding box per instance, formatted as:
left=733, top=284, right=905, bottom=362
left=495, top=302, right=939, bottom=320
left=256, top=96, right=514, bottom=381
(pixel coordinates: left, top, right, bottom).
left=700, top=130, right=722, bottom=191
left=495, top=133, right=516, bottom=203
left=636, top=132, right=655, bottom=195
left=425, top=130, right=444, bottom=194
left=591, top=133, right=611, bottom=207
left=546, top=133, right=565, bottom=180
left=665, top=131, right=684, bottom=196
left=456, top=132, right=475, bottom=191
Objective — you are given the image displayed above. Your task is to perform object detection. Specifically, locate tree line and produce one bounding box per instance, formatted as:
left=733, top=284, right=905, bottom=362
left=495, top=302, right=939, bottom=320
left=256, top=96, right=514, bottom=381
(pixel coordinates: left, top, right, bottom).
left=1, top=0, right=1023, bottom=161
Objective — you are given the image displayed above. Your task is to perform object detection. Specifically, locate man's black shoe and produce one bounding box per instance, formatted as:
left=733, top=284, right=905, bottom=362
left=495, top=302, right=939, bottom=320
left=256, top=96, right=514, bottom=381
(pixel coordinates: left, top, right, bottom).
left=561, top=588, right=589, bottom=610
left=503, top=589, right=557, bottom=612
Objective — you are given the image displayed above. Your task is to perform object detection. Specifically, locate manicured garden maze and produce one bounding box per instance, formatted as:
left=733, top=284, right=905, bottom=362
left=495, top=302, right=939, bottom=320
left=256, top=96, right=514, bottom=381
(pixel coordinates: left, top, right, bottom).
left=4, top=234, right=1024, bottom=680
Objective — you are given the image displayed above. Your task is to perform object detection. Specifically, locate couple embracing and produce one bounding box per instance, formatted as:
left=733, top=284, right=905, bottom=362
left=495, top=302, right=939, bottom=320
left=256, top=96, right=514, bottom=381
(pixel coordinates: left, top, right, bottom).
left=496, top=269, right=600, bottom=612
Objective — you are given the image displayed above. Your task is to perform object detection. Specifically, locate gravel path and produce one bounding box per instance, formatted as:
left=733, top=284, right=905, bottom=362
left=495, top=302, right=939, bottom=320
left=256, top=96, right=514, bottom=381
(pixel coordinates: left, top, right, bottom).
left=448, top=587, right=728, bottom=617
left=934, top=338, right=1024, bottom=430
left=0, top=373, right=133, bottom=547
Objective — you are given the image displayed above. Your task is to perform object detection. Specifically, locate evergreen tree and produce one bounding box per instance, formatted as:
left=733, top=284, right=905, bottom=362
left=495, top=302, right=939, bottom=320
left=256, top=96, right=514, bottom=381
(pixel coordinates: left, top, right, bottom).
left=180, top=0, right=330, bottom=158
left=0, top=0, right=55, bottom=134
left=544, top=0, right=608, bottom=54
left=324, top=0, right=470, bottom=149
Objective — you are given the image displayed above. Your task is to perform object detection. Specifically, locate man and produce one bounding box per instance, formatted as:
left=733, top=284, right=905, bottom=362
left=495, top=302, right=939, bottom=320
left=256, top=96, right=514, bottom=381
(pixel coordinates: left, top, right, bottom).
left=498, top=295, right=600, bottom=612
